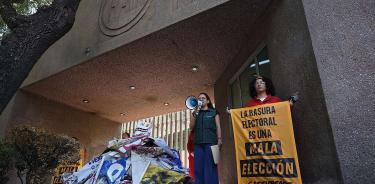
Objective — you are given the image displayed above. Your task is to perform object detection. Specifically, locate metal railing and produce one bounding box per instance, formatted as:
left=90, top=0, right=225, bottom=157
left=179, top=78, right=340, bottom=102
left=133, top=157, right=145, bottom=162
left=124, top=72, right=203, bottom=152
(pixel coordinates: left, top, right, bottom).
left=121, top=109, right=192, bottom=168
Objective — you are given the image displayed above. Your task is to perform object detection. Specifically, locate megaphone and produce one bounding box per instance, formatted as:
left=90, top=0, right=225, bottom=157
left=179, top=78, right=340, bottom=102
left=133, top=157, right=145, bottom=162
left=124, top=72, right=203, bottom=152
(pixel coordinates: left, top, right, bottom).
left=185, top=96, right=203, bottom=110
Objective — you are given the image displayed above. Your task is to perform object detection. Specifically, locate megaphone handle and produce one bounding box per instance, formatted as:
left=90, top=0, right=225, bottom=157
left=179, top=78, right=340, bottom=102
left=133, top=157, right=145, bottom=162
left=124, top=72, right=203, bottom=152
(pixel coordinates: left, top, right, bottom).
left=193, top=106, right=200, bottom=118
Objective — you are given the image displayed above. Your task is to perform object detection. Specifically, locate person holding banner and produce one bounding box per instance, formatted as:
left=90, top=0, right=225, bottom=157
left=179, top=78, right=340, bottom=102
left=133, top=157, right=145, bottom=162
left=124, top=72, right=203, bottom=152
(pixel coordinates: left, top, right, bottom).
left=226, top=76, right=295, bottom=114
left=246, top=76, right=295, bottom=107
left=229, top=76, right=303, bottom=184
left=190, top=92, right=221, bottom=184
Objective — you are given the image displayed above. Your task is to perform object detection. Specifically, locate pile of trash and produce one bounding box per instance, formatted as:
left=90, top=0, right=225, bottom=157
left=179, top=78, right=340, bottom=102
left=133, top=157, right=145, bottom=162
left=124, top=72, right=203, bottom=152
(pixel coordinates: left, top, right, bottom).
left=61, top=121, right=193, bottom=184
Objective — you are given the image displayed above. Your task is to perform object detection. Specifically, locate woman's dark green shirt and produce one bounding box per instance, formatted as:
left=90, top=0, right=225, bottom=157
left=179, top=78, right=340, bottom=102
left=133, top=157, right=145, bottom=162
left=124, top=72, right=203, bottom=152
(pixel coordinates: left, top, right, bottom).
left=193, top=108, right=218, bottom=144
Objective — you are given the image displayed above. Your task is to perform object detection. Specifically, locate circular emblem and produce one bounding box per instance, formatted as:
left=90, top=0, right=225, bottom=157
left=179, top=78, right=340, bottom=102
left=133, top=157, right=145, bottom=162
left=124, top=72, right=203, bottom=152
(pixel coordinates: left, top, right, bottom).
left=99, top=0, right=152, bottom=36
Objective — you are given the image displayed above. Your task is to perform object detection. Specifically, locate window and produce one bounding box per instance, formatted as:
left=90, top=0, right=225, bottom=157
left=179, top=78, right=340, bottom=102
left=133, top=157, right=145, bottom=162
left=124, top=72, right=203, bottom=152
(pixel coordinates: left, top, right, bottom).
left=229, top=46, right=271, bottom=108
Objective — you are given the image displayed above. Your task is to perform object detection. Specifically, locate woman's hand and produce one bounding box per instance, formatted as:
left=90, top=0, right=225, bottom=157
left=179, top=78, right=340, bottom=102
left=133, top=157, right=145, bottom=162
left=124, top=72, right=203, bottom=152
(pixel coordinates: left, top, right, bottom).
left=289, top=100, right=294, bottom=106
left=192, top=108, right=199, bottom=118
left=192, top=105, right=201, bottom=117
left=288, top=92, right=299, bottom=106
left=218, top=138, right=223, bottom=149
left=226, top=107, right=231, bottom=115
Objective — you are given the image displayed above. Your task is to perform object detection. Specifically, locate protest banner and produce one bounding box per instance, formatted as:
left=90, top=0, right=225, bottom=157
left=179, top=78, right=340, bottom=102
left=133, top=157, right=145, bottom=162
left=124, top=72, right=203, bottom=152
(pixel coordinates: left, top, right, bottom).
left=231, top=101, right=302, bottom=184
left=52, top=164, right=79, bottom=184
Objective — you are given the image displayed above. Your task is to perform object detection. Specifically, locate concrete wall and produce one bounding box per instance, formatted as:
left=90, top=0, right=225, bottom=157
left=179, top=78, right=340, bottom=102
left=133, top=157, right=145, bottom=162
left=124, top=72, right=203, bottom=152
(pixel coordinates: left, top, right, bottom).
left=301, top=1, right=375, bottom=183
left=0, top=91, right=121, bottom=158
left=23, top=0, right=229, bottom=87
left=214, top=2, right=277, bottom=183
left=266, top=1, right=342, bottom=183
left=215, top=1, right=342, bottom=183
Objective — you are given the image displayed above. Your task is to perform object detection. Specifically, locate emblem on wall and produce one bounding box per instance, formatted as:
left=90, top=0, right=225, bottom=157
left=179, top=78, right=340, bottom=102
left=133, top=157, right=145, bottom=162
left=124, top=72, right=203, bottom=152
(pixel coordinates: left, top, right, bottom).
left=99, top=0, right=152, bottom=36
left=172, top=0, right=197, bottom=11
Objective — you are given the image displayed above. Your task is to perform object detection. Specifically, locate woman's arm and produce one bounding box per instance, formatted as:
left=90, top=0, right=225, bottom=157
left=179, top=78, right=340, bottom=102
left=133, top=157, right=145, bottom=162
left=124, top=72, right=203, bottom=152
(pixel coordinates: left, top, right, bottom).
left=190, top=112, right=197, bottom=131
left=215, top=114, right=222, bottom=147
left=190, top=107, right=200, bottom=130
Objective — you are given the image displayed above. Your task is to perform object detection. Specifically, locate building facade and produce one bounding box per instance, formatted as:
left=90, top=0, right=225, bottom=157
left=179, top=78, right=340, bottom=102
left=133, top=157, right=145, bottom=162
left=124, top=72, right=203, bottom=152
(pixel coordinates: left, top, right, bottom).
left=0, top=0, right=374, bottom=183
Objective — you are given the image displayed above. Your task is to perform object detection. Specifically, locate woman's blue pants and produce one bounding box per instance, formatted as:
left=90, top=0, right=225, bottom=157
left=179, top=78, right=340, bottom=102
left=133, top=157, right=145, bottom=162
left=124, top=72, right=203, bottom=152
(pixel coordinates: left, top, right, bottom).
left=194, top=144, right=219, bottom=184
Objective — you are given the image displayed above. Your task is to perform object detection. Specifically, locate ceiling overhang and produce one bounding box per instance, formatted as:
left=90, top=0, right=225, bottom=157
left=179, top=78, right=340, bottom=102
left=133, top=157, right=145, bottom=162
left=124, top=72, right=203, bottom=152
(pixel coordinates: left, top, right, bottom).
left=23, top=0, right=272, bottom=122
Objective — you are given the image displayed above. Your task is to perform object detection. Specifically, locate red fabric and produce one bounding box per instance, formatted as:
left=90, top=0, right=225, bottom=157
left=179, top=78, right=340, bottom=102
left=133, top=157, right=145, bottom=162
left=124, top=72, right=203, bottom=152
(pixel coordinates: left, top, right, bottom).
left=245, top=95, right=282, bottom=107
left=187, top=133, right=194, bottom=178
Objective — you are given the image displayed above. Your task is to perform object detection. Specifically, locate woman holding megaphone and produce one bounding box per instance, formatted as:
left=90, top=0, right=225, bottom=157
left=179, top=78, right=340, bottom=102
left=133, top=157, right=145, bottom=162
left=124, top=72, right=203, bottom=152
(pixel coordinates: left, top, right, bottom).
left=188, top=92, right=221, bottom=184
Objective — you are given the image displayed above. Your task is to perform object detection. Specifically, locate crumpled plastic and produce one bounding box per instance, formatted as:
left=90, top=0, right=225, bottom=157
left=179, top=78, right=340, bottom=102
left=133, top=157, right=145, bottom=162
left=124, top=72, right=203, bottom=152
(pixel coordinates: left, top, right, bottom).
left=62, top=121, right=191, bottom=184
left=133, top=120, right=153, bottom=137
left=61, top=155, right=103, bottom=184
left=98, top=157, right=128, bottom=184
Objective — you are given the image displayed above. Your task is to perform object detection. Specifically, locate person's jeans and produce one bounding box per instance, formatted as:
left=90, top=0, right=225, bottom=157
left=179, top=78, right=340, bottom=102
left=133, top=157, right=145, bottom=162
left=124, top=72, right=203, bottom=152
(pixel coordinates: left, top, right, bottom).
left=194, top=143, right=219, bottom=184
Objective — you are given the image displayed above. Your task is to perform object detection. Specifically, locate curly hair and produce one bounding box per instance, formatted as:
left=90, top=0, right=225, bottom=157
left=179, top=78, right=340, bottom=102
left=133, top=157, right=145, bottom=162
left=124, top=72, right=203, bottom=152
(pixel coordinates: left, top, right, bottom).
left=249, top=76, right=276, bottom=98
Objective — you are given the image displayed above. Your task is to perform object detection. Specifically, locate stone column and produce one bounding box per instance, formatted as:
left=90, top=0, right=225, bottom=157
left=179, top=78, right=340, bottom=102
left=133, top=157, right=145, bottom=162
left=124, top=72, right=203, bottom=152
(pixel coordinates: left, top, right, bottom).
left=302, top=1, right=375, bottom=183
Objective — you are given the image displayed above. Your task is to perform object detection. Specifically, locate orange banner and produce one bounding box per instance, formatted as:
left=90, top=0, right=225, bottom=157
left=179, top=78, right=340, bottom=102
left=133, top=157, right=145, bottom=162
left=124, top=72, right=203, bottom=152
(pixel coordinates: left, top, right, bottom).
left=51, top=164, right=79, bottom=184
left=230, top=101, right=302, bottom=184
